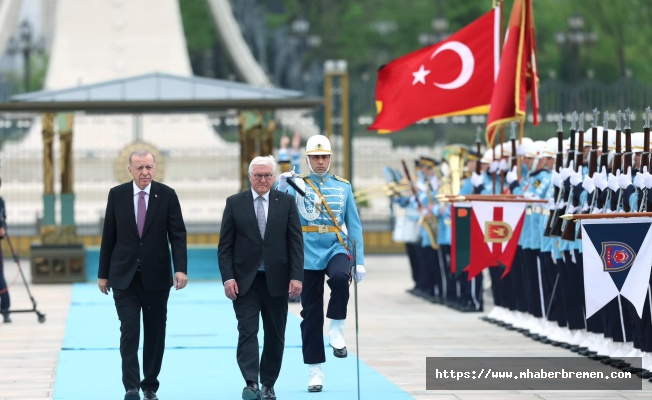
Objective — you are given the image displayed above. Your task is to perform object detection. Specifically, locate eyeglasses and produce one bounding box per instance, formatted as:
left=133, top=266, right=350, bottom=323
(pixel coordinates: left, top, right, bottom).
left=252, top=173, right=274, bottom=180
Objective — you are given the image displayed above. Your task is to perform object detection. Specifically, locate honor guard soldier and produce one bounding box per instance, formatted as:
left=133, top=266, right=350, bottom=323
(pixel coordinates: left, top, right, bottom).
left=277, top=134, right=365, bottom=392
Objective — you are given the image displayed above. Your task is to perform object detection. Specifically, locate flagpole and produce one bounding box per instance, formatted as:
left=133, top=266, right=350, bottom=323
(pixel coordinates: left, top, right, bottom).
left=561, top=212, right=652, bottom=221
left=517, top=119, right=524, bottom=180
left=499, top=126, right=505, bottom=192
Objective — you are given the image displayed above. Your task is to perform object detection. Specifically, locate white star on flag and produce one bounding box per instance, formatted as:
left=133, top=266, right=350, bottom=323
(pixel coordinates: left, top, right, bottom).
left=411, top=65, right=430, bottom=85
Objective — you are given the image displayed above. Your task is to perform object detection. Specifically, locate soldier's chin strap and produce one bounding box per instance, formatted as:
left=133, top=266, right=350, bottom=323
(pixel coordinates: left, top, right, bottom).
left=306, top=156, right=331, bottom=176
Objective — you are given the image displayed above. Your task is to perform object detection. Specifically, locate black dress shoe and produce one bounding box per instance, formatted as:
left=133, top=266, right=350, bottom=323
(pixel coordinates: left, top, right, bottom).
left=143, top=390, right=158, bottom=400
left=308, top=384, right=322, bottom=392
left=1, top=310, right=11, bottom=323
left=637, top=370, right=652, bottom=378
left=261, top=385, right=276, bottom=400
left=243, top=383, right=262, bottom=400
left=124, top=389, right=140, bottom=400
left=331, top=344, right=347, bottom=358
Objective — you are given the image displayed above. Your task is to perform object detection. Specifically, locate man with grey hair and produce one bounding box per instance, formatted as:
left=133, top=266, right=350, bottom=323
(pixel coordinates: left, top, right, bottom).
left=219, top=155, right=304, bottom=400
left=99, top=150, right=188, bottom=400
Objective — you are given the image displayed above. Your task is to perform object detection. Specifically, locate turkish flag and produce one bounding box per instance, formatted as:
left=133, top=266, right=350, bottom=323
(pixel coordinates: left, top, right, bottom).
left=369, top=7, right=500, bottom=133
left=485, top=0, right=539, bottom=146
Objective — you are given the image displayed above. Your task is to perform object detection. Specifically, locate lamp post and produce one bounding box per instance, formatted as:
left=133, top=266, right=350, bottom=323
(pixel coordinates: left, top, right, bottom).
left=418, top=16, right=449, bottom=47
left=555, top=14, right=597, bottom=83
left=7, top=20, right=42, bottom=92
left=324, top=60, right=350, bottom=180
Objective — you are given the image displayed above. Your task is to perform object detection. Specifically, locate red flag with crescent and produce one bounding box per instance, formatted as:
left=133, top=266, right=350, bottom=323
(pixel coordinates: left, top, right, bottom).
left=369, top=7, right=500, bottom=133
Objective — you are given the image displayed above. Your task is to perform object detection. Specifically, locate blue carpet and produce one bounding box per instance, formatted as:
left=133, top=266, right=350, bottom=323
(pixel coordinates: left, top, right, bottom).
left=85, top=246, right=222, bottom=282
left=54, top=282, right=413, bottom=399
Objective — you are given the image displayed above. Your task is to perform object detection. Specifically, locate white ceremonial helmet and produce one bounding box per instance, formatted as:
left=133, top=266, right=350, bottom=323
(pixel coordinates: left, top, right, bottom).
left=631, top=132, right=644, bottom=153
left=542, top=137, right=557, bottom=158
left=534, top=140, right=547, bottom=158
left=524, top=141, right=540, bottom=158
left=481, top=149, right=494, bottom=164
left=305, top=135, right=332, bottom=155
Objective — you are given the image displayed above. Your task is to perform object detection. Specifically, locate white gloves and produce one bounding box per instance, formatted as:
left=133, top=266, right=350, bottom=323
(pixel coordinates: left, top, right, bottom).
left=594, top=167, right=608, bottom=191
left=489, top=160, right=499, bottom=174
left=582, top=176, right=596, bottom=194
left=645, top=171, right=652, bottom=189
left=354, top=265, right=366, bottom=283
left=618, top=167, right=632, bottom=189
left=278, top=170, right=295, bottom=192
left=561, top=161, right=574, bottom=180
left=634, top=166, right=647, bottom=189
left=471, top=171, right=484, bottom=188
left=607, top=172, right=620, bottom=192
left=498, top=159, right=508, bottom=172
left=570, top=169, right=583, bottom=186
left=517, top=144, right=527, bottom=156
left=506, top=166, right=518, bottom=184
left=429, top=176, right=440, bottom=192
left=523, top=191, right=535, bottom=199
left=551, top=170, right=562, bottom=188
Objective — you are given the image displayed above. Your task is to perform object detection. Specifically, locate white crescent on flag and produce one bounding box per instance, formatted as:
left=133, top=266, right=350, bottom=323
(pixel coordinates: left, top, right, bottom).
left=430, top=41, right=474, bottom=90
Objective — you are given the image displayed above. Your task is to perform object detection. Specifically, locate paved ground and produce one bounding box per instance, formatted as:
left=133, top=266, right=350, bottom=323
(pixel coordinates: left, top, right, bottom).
left=1, top=253, right=652, bottom=399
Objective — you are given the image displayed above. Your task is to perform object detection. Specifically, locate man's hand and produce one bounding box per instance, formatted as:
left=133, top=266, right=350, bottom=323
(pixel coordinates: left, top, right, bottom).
left=471, top=171, right=484, bottom=188
left=506, top=166, right=518, bottom=184
left=174, top=272, right=188, bottom=290
left=594, top=166, right=608, bottom=190
left=354, top=265, right=366, bottom=283
left=280, top=135, right=289, bottom=149
left=582, top=175, right=596, bottom=193
left=607, top=172, right=620, bottom=192
left=289, top=280, right=302, bottom=300
left=278, top=170, right=296, bottom=192
left=618, top=167, right=632, bottom=189
left=98, top=278, right=110, bottom=295
left=224, top=279, right=239, bottom=300
left=570, top=169, right=583, bottom=186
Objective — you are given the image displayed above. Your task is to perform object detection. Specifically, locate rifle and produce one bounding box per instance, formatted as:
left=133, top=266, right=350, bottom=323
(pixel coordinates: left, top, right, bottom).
left=619, top=109, right=633, bottom=211
left=401, top=160, right=439, bottom=250
left=639, top=108, right=650, bottom=212
left=545, top=114, right=565, bottom=237
left=551, top=113, right=577, bottom=237
left=589, top=108, right=609, bottom=213
left=561, top=112, right=583, bottom=241
left=590, top=113, right=608, bottom=213
left=607, top=111, right=622, bottom=211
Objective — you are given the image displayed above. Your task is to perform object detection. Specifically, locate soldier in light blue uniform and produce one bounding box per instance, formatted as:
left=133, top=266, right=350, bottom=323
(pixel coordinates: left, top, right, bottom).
left=277, top=134, right=365, bottom=392
left=277, top=132, right=302, bottom=173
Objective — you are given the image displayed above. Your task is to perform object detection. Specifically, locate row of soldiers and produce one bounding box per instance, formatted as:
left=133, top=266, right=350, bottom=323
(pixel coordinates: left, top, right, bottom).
left=392, top=108, right=652, bottom=378
left=478, top=108, right=652, bottom=378
left=391, top=154, right=484, bottom=312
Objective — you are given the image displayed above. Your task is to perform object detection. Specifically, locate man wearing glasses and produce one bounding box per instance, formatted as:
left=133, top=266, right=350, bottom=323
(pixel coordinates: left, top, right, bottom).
left=218, top=155, right=304, bottom=400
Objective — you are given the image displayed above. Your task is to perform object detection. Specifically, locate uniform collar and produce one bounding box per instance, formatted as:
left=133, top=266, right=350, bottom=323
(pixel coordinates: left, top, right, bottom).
left=307, top=173, right=332, bottom=183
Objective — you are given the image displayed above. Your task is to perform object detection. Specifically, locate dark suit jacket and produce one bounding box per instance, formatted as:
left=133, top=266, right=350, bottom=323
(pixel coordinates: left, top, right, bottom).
left=218, top=189, right=303, bottom=297
left=98, top=181, right=187, bottom=290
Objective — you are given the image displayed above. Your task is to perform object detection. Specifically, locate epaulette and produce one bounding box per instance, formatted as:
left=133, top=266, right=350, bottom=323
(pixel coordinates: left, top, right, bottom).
left=332, top=175, right=350, bottom=184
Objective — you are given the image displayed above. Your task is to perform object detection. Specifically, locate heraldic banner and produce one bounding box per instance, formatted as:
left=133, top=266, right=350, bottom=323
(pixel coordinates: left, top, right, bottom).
left=463, top=201, right=526, bottom=280
left=581, top=217, right=652, bottom=319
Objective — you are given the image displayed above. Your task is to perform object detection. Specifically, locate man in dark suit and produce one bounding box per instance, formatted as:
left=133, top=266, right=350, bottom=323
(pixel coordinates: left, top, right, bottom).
left=98, top=150, right=188, bottom=400
left=218, top=155, right=303, bottom=400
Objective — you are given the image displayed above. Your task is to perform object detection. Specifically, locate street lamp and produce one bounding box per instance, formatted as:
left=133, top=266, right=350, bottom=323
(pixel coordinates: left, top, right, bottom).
left=7, top=20, right=43, bottom=92
left=324, top=59, right=350, bottom=180
left=418, top=16, right=449, bottom=47
left=555, top=14, right=597, bottom=82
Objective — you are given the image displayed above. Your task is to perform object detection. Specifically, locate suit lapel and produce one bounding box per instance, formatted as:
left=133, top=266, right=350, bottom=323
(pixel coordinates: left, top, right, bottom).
left=126, top=183, right=140, bottom=238
left=243, top=190, right=261, bottom=240
left=265, top=190, right=279, bottom=241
